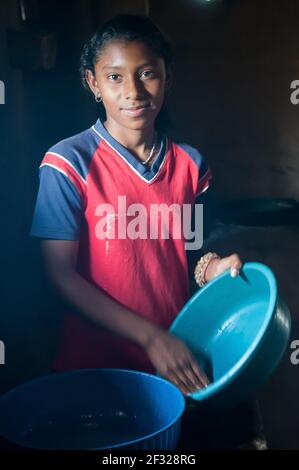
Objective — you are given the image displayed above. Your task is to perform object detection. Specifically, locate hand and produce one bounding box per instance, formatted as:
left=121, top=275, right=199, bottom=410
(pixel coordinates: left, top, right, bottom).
left=205, top=253, right=243, bottom=283
left=144, top=329, right=210, bottom=396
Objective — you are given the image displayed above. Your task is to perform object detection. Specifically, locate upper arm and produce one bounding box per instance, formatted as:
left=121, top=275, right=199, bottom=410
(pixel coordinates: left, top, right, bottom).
left=30, top=152, right=84, bottom=278
left=41, top=239, right=79, bottom=280
left=30, top=164, right=84, bottom=240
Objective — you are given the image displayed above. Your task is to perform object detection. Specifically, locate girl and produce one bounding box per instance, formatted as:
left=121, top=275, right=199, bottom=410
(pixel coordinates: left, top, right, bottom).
left=30, top=14, right=242, bottom=396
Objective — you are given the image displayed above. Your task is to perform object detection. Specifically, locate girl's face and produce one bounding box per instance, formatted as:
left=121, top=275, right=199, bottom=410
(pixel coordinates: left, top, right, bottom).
left=87, top=40, right=168, bottom=131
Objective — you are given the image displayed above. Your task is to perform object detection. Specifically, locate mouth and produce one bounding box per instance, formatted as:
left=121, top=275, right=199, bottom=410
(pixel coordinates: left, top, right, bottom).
left=121, top=104, right=151, bottom=117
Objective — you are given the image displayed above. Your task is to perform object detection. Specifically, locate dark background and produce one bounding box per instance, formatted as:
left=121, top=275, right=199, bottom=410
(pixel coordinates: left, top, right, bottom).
left=0, top=0, right=299, bottom=449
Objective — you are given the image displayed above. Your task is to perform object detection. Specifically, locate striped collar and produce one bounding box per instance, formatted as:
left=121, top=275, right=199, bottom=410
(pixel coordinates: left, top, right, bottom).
left=92, top=118, right=168, bottom=183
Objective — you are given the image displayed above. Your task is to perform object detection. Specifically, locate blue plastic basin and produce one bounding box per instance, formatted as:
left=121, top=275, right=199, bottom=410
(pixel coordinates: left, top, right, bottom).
left=169, top=262, right=291, bottom=407
left=0, top=369, right=185, bottom=450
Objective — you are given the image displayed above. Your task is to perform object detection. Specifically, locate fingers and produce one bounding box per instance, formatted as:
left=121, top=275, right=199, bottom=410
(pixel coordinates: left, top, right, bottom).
left=219, top=253, right=243, bottom=278
left=181, top=360, right=210, bottom=391
left=164, top=359, right=210, bottom=396
left=177, top=363, right=203, bottom=392
left=189, top=361, right=210, bottom=387
left=153, top=334, right=211, bottom=396
left=169, top=366, right=198, bottom=394
left=166, top=372, right=192, bottom=396
left=230, top=255, right=243, bottom=277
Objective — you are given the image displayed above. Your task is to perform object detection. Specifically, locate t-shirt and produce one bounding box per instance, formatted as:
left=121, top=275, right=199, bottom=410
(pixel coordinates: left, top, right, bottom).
left=30, top=118, right=212, bottom=373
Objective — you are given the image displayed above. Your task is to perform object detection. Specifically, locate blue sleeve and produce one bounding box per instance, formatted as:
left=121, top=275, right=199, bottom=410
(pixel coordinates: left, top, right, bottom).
left=30, top=166, right=84, bottom=240
left=196, top=157, right=212, bottom=197
left=177, top=142, right=212, bottom=197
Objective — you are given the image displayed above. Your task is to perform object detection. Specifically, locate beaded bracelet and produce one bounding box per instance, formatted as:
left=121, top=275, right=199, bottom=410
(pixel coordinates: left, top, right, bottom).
left=194, top=252, right=220, bottom=287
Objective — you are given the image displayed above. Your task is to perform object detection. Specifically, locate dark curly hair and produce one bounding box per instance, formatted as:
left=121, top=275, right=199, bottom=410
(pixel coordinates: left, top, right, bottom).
left=79, top=14, right=174, bottom=134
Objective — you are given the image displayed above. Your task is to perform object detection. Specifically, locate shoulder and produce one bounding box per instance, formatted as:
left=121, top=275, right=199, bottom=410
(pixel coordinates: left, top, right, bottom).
left=170, top=140, right=209, bottom=173
left=41, top=126, right=101, bottom=181
left=38, top=126, right=102, bottom=199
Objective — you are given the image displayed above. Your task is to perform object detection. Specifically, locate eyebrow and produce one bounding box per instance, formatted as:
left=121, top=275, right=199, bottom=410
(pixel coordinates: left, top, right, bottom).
left=102, top=62, right=157, bottom=71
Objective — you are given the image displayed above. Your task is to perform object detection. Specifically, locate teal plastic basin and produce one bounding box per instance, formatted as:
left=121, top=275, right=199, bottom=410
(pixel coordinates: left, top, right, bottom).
left=169, top=262, right=291, bottom=407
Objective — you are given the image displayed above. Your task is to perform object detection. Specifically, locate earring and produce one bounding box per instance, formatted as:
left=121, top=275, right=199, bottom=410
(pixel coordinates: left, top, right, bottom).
left=95, top=93, right=102, bottom=103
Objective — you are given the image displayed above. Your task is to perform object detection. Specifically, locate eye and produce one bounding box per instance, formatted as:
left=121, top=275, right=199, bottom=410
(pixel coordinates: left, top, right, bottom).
left=140, top=70, right=154, bottom=78
left=108, top=74, right=121, bottom=81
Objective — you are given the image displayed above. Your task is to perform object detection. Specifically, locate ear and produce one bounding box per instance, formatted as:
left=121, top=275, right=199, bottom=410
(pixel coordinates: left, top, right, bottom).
left=165, top=63, right=174, bottom=96
left=85, top=69, right=100, bottom=98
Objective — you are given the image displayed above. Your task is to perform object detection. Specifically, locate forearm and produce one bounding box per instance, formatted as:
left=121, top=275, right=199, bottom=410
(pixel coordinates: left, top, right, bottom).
left=47, top=268, right=161, bottom=349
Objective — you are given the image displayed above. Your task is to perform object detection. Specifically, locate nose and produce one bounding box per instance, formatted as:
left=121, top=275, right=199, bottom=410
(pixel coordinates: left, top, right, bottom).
left=124, top=75, right=144, bottom=100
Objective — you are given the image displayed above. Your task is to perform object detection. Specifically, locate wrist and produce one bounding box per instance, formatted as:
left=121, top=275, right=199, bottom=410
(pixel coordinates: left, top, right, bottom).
left=136, top=322, right=163, bottom=350
left=194, top=252, right=220, bottom=287
left=204, top=257, right=221, bottom=282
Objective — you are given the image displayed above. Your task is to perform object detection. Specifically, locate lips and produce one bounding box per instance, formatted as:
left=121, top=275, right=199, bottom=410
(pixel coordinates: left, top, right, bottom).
left=122, top=104, right=150, bottom=110
left=121, top=104, right=151, bottom=117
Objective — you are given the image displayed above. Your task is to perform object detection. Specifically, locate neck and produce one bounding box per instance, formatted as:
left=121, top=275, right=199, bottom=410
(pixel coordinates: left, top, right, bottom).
left=104, top=116, right=156, bottom=162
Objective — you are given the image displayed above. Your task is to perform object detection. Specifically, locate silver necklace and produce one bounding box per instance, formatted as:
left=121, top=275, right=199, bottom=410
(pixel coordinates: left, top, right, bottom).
left=141, top=135, right=157, bottom=165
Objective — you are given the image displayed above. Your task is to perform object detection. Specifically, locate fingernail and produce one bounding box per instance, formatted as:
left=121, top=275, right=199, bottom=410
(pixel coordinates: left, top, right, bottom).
left=231, top=267, right=238, bottom=278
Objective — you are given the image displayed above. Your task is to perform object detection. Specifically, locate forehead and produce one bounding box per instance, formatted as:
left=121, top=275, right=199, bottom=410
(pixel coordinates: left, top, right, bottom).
left=96, top=40, right=163, bottom=70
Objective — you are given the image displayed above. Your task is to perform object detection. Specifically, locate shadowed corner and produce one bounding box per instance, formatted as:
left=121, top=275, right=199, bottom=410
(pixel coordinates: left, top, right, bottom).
left=239, top=269, right=251, bottom=285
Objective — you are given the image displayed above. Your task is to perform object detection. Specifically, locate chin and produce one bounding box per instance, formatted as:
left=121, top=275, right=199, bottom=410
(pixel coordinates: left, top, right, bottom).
left=124, top=117, right=156, bottom=131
